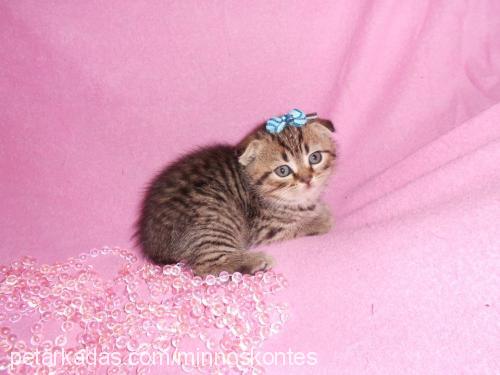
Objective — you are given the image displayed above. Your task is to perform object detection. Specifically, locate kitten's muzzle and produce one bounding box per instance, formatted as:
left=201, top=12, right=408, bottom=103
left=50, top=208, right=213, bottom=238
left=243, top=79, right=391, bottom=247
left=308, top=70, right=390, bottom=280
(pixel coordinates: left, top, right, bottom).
left=298, top=175, right=313, bottom=187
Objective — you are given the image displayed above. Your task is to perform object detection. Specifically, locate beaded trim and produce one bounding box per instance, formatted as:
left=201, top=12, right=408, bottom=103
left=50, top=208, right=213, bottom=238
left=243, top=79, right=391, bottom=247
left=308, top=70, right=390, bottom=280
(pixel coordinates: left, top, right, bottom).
left=0, top=247, right=289, bottom=374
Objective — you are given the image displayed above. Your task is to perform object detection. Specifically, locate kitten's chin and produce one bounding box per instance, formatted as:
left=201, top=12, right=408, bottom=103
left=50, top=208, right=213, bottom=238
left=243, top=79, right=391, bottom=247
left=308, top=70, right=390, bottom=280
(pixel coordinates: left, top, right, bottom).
left=268, top=186, right=322, bottom=206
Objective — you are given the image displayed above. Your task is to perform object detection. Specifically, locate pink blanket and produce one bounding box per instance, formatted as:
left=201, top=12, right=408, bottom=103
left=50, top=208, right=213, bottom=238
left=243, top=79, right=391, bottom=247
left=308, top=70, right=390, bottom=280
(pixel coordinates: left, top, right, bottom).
left=1, top=1, right=499, bottom=373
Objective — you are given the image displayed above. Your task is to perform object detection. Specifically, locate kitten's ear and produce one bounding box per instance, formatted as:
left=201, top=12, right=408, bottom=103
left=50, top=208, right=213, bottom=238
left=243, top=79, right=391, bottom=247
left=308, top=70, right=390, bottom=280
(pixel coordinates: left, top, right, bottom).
left=309, top=118, right=335, bottom=137
left=312, top=118, right=335, bottom=132
left=238, top=139, right=263, bottom=166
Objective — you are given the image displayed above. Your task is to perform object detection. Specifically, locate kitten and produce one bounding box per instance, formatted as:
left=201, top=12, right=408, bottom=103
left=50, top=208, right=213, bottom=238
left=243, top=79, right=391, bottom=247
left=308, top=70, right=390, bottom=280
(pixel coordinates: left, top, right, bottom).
left=136, top=116, right=336, bottom=275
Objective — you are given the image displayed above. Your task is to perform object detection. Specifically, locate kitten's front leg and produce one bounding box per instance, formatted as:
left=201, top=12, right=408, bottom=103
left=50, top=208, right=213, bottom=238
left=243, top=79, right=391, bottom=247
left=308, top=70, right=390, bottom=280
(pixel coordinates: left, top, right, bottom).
left=298, top=202, right=333, bottom=237
left=252, top=203, right=333, bottom=246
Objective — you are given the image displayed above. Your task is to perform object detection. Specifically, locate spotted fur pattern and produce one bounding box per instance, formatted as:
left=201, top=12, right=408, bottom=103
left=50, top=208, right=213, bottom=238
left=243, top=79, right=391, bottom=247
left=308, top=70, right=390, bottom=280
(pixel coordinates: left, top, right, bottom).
left=136, top=118, right=336, bottom=275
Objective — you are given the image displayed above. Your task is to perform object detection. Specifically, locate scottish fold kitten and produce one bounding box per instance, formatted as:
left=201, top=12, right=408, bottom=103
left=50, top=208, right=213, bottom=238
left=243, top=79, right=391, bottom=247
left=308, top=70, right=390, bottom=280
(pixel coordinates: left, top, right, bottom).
left=136, top=114, right=336, bottom=275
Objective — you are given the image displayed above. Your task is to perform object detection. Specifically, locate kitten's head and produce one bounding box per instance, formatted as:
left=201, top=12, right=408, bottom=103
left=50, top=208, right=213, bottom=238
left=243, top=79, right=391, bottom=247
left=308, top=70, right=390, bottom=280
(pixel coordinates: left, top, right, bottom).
left=237, top=118, right=336, bottom=205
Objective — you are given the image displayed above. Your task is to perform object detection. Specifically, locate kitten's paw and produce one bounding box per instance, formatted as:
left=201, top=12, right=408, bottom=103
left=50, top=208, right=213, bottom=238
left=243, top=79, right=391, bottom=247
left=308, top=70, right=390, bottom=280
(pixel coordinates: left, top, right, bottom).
left=191, top=251, right=275, bottom=276
left=239, top=251, right=275, bottom=274
left=318, top=203, right=334, bottom=232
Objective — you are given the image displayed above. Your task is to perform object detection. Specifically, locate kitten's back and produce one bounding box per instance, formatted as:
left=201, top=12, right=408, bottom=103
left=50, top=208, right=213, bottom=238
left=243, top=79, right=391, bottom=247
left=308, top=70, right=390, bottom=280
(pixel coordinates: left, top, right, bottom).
left=136, top=145, right=254, bottom=265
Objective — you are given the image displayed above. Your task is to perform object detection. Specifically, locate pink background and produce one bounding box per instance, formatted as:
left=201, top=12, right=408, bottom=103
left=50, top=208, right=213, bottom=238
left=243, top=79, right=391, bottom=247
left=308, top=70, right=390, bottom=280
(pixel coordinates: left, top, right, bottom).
left=1, top=1, right=500, bottom=373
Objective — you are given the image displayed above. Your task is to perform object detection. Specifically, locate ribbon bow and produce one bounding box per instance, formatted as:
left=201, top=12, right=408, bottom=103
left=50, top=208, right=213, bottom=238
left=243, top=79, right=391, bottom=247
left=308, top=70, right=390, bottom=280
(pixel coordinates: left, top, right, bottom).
left=266, top=109, right=308, bottom=134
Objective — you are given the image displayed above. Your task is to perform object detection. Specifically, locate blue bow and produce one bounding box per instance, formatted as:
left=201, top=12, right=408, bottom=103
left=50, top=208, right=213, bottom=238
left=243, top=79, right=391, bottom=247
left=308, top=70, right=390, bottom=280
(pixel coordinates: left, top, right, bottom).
left=266, top=109, right=308, bottom=134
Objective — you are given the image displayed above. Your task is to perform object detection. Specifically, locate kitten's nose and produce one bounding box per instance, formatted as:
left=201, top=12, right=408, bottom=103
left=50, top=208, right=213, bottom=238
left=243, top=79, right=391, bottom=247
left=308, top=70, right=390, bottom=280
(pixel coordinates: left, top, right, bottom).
left=299, top=175, right=313, bottom=186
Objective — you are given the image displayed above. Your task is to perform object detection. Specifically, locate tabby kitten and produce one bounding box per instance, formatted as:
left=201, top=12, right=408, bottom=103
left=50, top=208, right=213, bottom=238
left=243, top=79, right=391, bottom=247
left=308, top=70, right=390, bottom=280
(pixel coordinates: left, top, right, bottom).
left=136, top=116, right=336, bottom=275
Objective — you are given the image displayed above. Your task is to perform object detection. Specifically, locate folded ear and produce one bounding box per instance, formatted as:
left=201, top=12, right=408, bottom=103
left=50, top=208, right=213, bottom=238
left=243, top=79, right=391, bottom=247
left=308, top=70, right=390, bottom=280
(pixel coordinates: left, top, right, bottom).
left=308, top=118, right=335, bottom=138
left=313, top=118, right=335, bottom=132
left=238, top=139, right=263, bottom=166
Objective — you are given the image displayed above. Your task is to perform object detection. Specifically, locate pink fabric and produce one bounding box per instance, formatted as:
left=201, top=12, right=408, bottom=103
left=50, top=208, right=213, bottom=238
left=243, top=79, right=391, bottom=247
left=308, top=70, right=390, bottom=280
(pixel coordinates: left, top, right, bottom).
left=1, top=1, right=500, bottom=373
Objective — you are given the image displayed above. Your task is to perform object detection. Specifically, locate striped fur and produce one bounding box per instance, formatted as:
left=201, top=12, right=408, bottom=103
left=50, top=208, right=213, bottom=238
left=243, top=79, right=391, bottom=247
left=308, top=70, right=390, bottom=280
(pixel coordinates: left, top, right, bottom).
left=136, top=119, right=336, bottom=275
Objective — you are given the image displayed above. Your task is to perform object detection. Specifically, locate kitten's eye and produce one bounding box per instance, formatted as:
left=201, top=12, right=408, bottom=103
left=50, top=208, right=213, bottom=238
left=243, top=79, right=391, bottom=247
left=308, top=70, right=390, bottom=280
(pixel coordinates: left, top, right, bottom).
left=309, top=151, right=322, bottom=165
left=274, top=165, right=292, bottom=177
